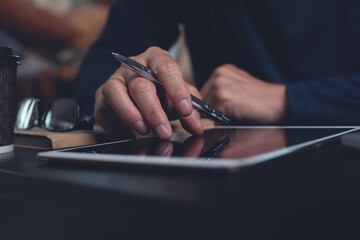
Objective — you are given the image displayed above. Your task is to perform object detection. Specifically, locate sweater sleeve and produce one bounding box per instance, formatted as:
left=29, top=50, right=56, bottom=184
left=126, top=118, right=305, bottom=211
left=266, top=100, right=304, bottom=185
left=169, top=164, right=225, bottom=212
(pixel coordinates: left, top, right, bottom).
left=286, top=75, right=360, bottom=125
left=75, top=0, right=181, bottom=115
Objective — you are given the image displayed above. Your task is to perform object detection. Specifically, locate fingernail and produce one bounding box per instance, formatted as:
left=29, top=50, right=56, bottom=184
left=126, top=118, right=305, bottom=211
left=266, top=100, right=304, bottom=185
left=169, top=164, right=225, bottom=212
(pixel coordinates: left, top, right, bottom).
left=134, top=120, right=149, bottom=135
left=177, top=99, right=192, bottom=116
left=155, top=124, right=171, bottom=139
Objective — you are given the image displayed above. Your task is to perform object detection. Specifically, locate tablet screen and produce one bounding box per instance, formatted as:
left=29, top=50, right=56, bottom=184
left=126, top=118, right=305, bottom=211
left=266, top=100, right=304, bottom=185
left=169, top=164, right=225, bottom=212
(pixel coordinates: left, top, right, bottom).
left=61, top=127, right=356, bottom=160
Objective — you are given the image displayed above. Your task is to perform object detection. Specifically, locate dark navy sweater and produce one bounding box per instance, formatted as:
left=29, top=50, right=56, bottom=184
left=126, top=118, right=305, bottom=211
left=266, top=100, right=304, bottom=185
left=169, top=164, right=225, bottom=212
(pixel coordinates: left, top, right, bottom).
left=76, top=0, right=360, bottom=125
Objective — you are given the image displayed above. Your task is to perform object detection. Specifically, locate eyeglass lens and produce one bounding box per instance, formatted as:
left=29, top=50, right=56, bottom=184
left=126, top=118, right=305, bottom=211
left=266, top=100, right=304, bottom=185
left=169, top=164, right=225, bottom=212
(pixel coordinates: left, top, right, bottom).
left=43, top=99, right=78, bottom=131
left=15, top=98, right=40, bottom=130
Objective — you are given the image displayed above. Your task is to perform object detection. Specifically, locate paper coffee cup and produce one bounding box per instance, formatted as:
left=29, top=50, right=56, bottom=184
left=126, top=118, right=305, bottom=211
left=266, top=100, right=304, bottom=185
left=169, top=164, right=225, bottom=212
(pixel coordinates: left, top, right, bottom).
left=0, top=46, right=20, bottom=154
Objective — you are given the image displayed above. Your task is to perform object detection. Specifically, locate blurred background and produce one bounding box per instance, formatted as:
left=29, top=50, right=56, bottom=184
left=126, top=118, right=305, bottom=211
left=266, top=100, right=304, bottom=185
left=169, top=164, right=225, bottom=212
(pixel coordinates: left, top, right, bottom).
left=0, top=0, right=114, bottom=109
left=0, top=0, right=193, bottom=111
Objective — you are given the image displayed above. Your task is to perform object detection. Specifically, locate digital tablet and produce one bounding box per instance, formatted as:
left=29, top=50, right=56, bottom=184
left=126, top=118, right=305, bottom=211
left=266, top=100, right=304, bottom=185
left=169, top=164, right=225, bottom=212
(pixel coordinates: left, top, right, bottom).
left=37, top=127, right=359, bottom=172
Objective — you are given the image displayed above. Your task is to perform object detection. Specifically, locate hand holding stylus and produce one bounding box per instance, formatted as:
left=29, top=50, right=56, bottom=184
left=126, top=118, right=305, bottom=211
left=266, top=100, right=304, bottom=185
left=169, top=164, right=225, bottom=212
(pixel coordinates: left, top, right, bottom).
left=111, top=52, right=230, bottom=125
left=94, top=47, right=204, bottom=140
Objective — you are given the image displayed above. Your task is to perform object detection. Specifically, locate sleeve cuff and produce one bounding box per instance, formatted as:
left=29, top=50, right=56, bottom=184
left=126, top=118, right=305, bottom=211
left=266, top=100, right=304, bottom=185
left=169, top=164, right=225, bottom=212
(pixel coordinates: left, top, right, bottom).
left=285, top=82, right=309, bottom=124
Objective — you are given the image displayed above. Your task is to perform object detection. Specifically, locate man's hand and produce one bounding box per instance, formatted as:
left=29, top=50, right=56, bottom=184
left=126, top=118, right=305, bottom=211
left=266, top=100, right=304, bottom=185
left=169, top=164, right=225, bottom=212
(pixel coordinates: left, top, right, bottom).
left=200, top=64, right=289, bottom=124
left=94, top=47, right=203, bottom=140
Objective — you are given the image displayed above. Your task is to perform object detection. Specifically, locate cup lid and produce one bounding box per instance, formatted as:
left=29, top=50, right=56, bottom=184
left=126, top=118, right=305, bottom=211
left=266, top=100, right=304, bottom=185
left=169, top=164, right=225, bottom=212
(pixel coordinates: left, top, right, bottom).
left=0, top=46, right=20, bottom=65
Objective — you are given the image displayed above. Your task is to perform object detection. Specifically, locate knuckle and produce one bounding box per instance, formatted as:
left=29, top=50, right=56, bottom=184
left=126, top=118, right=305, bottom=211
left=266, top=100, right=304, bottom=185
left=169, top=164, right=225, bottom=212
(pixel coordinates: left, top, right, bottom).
left=213, top=66, right=225, bottom=77
left=167, top=83, right=190, bottom=104
left=113, top=67, right=123, bottom=75
left=235, top=67, right=248, bottom=76
left=102, top=80, right=123, bottom=99
left=172, top=81, right=189, bottom=96
left=214, top=88, right=229, bottom=102
left=213, top=64, right=234, bottom=76
left=146, top=109, right=164, bottom=125
left=221, top=63, right=235, bottom=69
left=122, top=105, right=137, bottom=120
left=175, top=93, right=190, bottom=103
left=95, top=86, right=103, bottom=98
left=129, top=79, right=154, bottom=96
left=146, top=46, right=164, bottom=54
left=237, top=68, right=246, bottom=74
left=156, top=60, right=180, bottom=75
left=212, top=77, right=225, bottom=88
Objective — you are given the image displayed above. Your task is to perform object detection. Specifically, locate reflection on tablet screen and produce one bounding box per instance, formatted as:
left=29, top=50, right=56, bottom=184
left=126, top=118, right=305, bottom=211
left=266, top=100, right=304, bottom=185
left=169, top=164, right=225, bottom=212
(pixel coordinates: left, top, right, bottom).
left=65, top=128, right=353, bottom=160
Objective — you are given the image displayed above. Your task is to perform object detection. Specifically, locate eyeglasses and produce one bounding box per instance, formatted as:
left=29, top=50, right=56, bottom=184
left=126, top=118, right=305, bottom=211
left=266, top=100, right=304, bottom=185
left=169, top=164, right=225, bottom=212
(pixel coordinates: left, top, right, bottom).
left=15, top=98, right=93, bottom=132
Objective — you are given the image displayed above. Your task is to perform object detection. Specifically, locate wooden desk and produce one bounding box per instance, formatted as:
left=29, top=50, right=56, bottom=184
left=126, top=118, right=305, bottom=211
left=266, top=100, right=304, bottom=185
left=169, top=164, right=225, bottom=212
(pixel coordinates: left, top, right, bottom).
left=1, top=131, right=360, bottom=239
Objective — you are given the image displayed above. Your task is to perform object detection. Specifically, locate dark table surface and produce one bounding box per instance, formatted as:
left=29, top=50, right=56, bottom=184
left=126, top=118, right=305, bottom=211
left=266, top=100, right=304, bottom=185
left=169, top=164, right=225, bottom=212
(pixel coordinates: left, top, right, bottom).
left=1, top=133, right=360, bottom=239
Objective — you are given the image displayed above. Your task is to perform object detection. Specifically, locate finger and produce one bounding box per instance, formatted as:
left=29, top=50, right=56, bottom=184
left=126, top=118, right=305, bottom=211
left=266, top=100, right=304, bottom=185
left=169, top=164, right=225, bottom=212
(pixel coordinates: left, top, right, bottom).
left=102, top=78, right=149, bottom=135
left=94, top=90, right=135, bottom=138
left=180, top=110, right=203, bottom=135
left=127, top=75, right=172, bottom=140
left=142, top=47, right=193, bottom=117
left=166, top=83, right=202, bottom=121
left=180, top=85, right=203, bottom=133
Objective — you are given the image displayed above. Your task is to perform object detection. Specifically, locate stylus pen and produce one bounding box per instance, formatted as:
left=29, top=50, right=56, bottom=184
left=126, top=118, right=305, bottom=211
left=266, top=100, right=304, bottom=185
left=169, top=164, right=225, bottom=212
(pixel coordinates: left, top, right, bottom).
left=111, top=52, right=231, bottom=125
